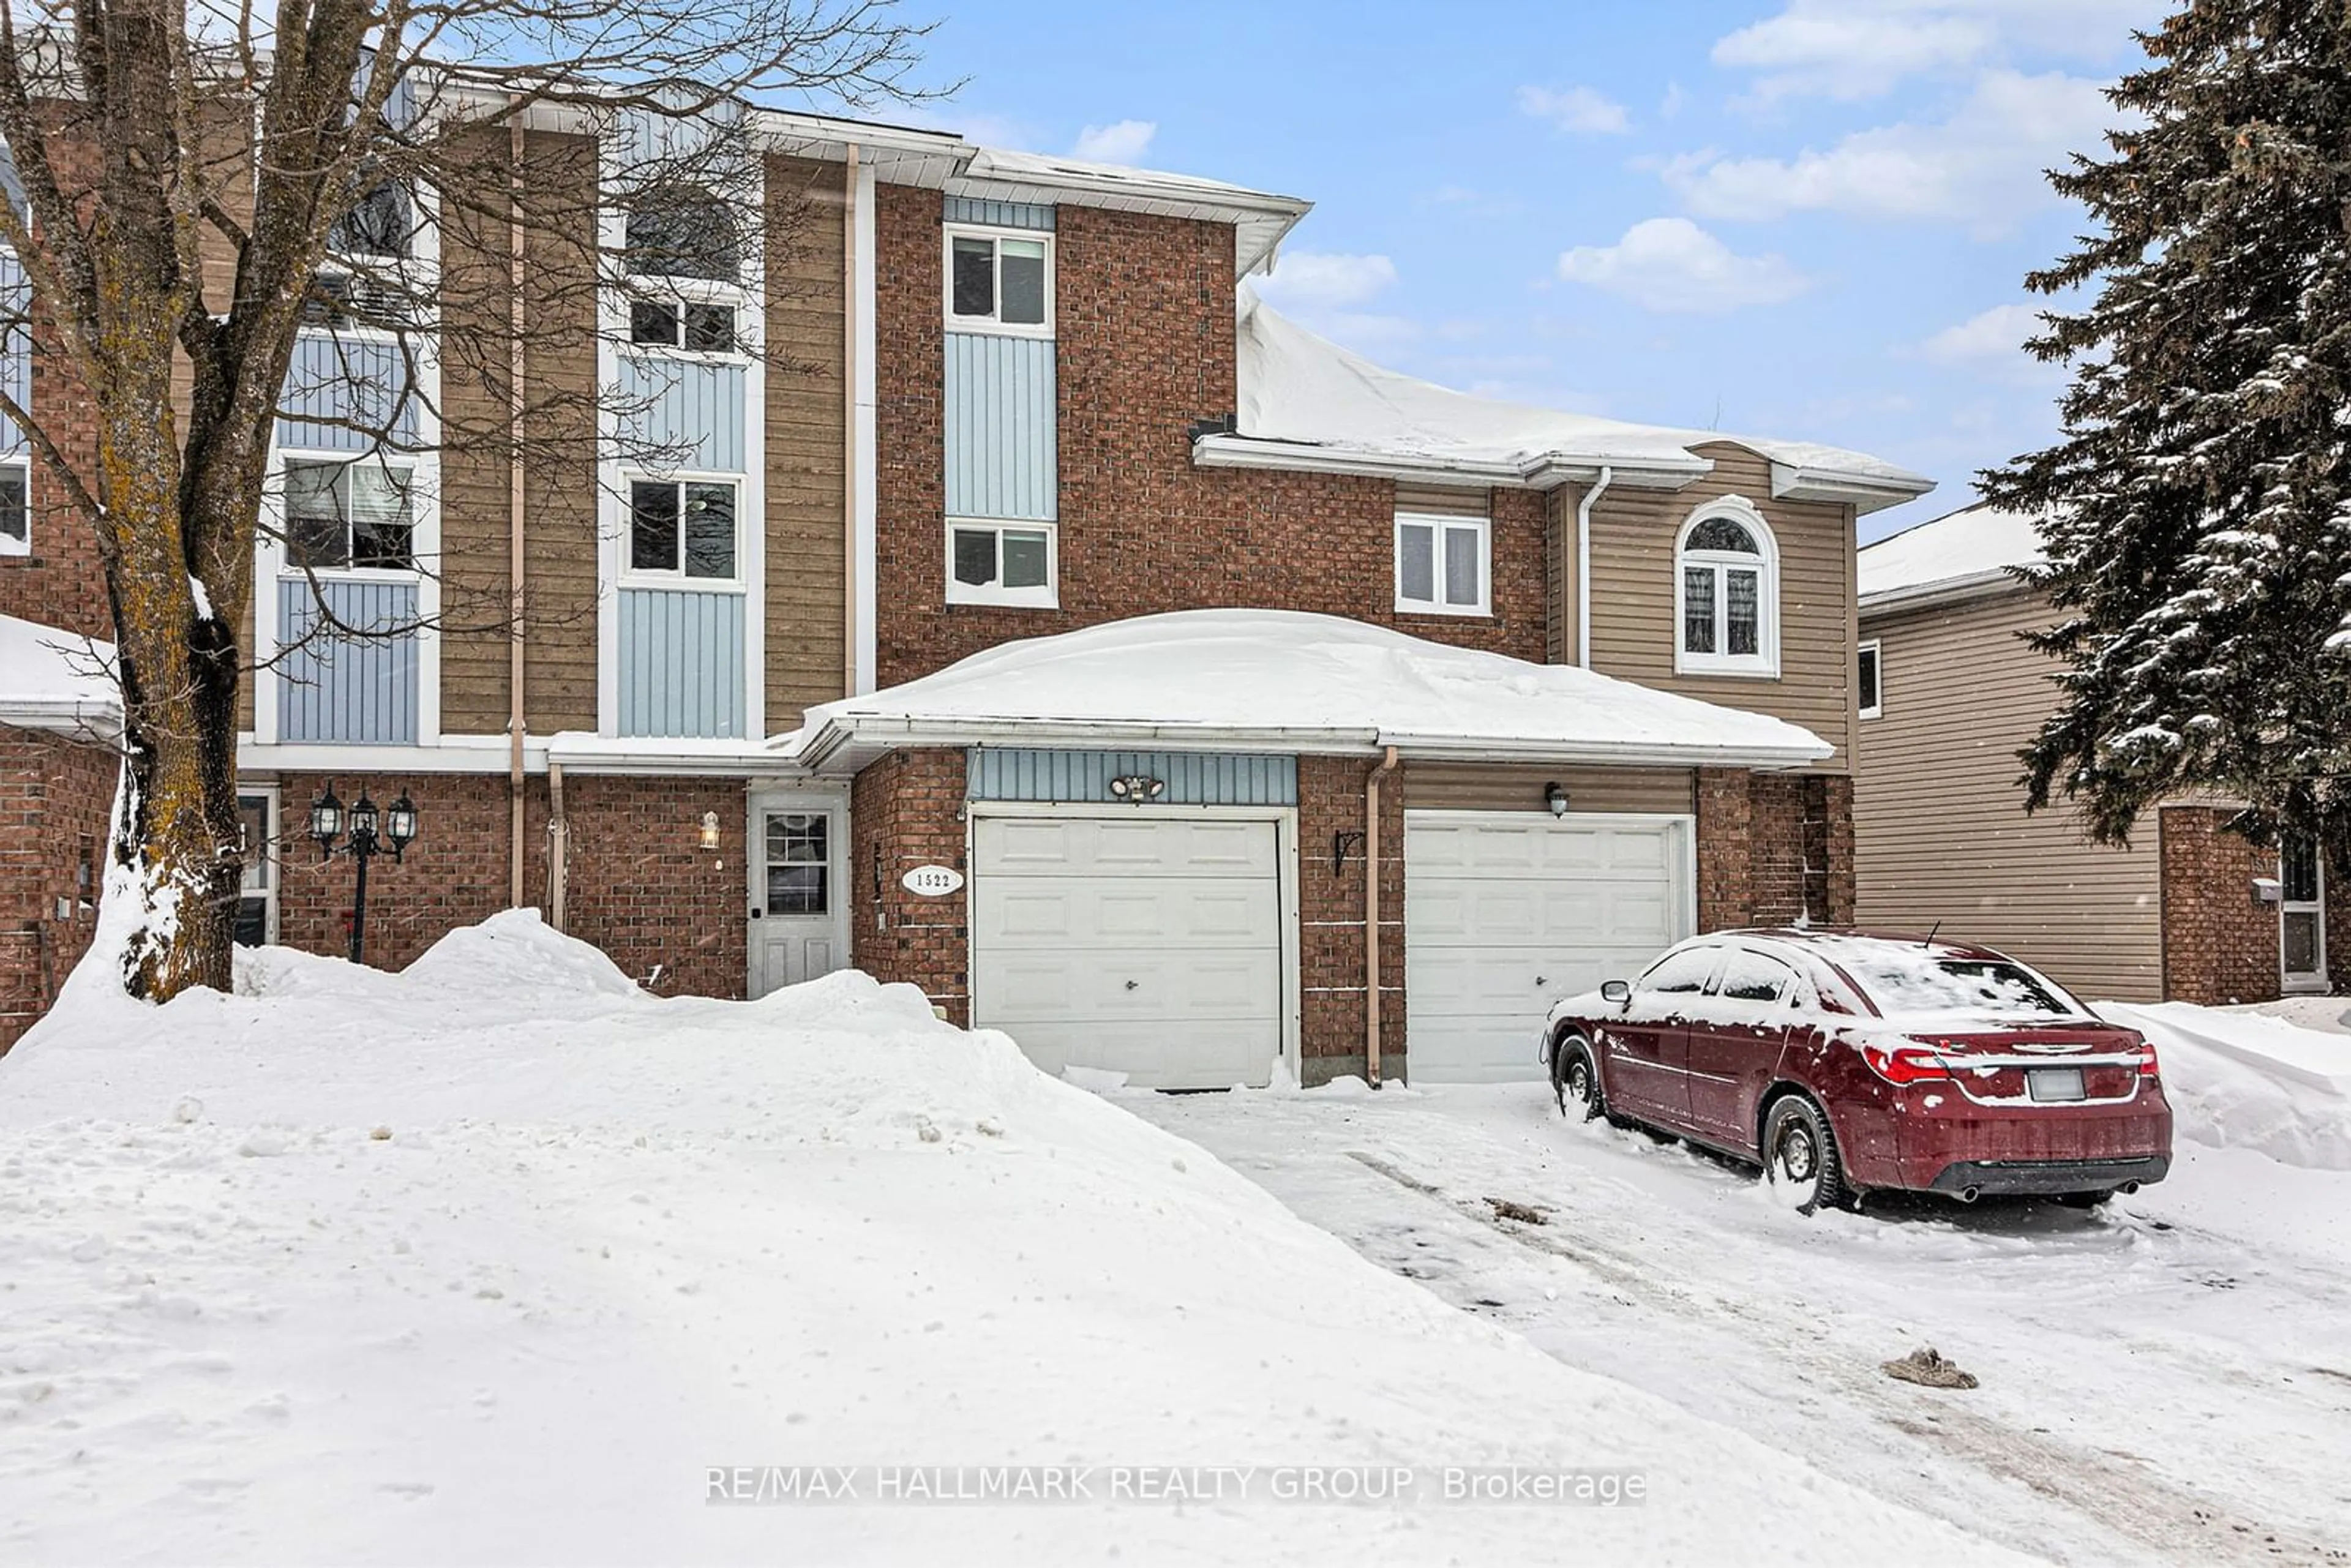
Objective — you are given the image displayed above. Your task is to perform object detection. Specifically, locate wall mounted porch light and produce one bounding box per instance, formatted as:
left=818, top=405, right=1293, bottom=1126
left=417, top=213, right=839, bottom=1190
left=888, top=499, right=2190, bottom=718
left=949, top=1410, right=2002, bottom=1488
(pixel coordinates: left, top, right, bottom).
left=1545, top=781, right=1570, bottom=818
left=699, top=809, right=722, bottom=850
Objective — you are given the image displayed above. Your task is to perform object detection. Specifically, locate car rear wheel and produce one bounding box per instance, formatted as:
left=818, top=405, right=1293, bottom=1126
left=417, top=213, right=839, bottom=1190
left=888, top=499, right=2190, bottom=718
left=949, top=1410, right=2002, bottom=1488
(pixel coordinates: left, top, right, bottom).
left=1553, top=1035, right=1606, bottom=1122
left=1763, top=1095, right=1849, bottom=1216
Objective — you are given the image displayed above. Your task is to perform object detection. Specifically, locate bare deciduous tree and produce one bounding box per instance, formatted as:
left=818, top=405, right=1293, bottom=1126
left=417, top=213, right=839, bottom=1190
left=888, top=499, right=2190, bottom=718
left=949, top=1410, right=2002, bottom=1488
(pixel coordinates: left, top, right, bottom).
left=0, top=0, right=929, bottom=1000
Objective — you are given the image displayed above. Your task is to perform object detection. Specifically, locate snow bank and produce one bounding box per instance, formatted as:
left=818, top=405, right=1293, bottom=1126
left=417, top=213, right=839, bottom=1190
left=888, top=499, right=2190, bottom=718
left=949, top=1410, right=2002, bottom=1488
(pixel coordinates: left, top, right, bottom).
left=2100, top=1000, right=2351, bottom=1170
left=0, top=917, right=2026, bottom=1565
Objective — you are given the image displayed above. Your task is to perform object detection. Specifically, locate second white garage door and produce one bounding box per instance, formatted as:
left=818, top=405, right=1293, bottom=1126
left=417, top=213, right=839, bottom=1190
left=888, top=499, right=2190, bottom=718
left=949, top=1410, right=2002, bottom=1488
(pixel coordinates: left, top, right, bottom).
left=971, top=813, right=1286, bottom=1090
left=1404, top=812, right=1692, bottom=1084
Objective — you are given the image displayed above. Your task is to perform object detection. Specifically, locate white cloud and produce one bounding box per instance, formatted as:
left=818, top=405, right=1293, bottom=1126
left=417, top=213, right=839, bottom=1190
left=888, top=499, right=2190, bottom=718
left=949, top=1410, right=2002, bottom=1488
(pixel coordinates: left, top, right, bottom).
left=1071, top=119, right=1157, bottom=164
left=1556, top=219, right=1810, bottom=313
left=1517, top=84, right=1632, bottom=135
left=1713, top=0, right=2162, bottom=102
left=1917, top=302, right=2063, bottom=381
left=1663, top=69, right=2117, bottom=231
left=1256, top=251, right=1401, bottom=311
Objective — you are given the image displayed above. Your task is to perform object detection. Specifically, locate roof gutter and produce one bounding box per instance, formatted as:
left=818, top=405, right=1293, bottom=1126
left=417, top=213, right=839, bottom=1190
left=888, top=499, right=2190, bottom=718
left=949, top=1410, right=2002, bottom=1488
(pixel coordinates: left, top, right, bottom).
left=1190, top=433, right=1709, bottom=492
left=1858, top=569, right=2038, bottom=618
left=787, top=715, right=1834, bottom=774
left=0, top=699, right=122, bottom=738
left=1769, top=461, right=1937, bottom=517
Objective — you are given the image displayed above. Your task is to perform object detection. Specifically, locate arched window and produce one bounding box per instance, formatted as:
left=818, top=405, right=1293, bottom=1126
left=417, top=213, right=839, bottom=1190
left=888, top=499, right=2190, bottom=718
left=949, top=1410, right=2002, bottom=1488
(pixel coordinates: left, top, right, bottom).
left=623, top=186, right=740, bottom=282
left=1674, top=499, right=1779, bottom=675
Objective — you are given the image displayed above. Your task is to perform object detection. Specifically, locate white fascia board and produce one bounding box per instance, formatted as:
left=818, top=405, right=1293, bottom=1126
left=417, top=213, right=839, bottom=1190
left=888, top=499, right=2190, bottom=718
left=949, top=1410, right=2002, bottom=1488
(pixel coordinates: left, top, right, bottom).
left=1769, top=460, right=1937, bottom=516
left=1858, top=570, right=2034, bottom=618
left=1374, top=732, right=1834, bottom=771
left=790, top=714, right=1832, bottom=777
left=238, top=737, right=551, bottom=775
left=1190, top=433, right=1710, bottom=492
left=0, top=699, right=122, bottom=738
left=544, top=731, right=801, bottom=777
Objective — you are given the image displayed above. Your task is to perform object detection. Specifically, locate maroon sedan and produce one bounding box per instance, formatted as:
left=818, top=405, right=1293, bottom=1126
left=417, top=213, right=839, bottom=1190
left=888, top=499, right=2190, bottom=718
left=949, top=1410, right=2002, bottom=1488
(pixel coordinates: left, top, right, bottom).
left=1539, top=930, right=2173, bottom=1213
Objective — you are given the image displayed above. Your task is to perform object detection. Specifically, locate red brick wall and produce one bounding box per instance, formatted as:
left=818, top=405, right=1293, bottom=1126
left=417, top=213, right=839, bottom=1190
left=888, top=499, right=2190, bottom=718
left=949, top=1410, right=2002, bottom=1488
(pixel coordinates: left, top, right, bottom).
left=2159, top=807, right=2282, bottom=1005
left=1697, top=767, right=1850, bottom=931
left=872, top=186, right=1549, bottom=685
left=0, top=332, right=109, bottom=641
left=1299, top=754, right=1403, bottom=1086
left=268, top=770, right=744, bottom=997
left=848, top=748, right=969, bottom=1023
left=0, top=727, right=113, bottom=1051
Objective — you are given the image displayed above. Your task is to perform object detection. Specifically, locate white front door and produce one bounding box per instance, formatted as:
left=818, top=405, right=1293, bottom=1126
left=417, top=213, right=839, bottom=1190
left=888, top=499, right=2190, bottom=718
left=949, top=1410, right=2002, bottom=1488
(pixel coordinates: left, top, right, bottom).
left=970, top=812, right=1287, bottom=1089
left=1404, top=811, right=1693, bottom=1084
left=748, top=798, right=849, bottom=997
left=2281, top=836, right=2327, bottom=994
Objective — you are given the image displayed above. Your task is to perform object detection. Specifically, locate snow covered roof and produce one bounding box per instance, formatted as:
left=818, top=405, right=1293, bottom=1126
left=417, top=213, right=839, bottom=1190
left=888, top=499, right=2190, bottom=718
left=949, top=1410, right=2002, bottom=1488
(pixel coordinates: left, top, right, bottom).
left=1858, top=501, right=2050, bottom=612
left=1192, top=296, right=1936, bottom=514
left=784, top=609, right=1833, bottom=773
left=0, top=612, right=119, bottom=737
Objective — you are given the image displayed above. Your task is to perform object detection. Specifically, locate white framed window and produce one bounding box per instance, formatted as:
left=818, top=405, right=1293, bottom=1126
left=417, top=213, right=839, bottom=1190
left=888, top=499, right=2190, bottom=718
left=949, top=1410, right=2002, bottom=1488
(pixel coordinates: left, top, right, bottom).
left=947, top=518, right=1056, bottom=607
left=627, top=475, right=740, bottom=582
left=1674, top=498, right=1780, bottom=677
left=236, top=787, right=279, bottom=947
left=1394, top=512, right=1489, bottom=617
left=283, top=454, right=416, bottom=572
left=624, top=185, right=743, bottom=284
left=0, top=458, right=26, bottom=557
left=944, top=225, right=1052, bottom=335
left=629, top=296, right=737, bottom=353
left=2281, top=836, right=2327, bottom=992
left=1858, top=639, right=1882, bottom=719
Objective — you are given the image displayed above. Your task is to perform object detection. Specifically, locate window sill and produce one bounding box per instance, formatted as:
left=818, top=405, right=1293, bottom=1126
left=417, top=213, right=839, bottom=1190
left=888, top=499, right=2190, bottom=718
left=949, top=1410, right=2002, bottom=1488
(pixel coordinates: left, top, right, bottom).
left=620, top=342, right=754, bottom=369
left=1395, top=601, right=1492, bottom=620
left=943, top=316, right=1055, bottom=341
left=1674, top=656, right=1780, bottom=680
left=618, top=574, right=749, bottom=594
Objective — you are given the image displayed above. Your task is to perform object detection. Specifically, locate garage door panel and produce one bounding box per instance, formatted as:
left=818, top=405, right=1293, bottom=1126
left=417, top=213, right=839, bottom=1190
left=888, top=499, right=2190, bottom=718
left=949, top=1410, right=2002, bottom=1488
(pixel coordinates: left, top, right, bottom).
left=1405, top=813, right=1690, bottom=1085
left=973, top=814, right=1285, bottom=1090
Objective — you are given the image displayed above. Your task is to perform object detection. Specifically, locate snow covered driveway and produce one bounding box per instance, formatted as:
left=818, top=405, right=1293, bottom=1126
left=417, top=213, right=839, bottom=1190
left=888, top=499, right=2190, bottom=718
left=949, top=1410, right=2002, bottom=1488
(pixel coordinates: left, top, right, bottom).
left=1129, top=1079, right=2351, bottom=1567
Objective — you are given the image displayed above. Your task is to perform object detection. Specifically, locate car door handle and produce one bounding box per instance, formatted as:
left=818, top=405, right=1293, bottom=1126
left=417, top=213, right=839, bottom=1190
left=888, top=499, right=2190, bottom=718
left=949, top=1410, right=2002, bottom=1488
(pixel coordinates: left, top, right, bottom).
left=1125, top=980, right=1139, bottom=991
left=1535, top=976, right=1549, bottom=988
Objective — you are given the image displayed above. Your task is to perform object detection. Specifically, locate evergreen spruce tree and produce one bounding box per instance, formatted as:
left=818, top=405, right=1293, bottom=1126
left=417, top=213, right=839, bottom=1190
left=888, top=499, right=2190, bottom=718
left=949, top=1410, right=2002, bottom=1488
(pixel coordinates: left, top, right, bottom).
left=1987, top=0, right=2351, bottom=853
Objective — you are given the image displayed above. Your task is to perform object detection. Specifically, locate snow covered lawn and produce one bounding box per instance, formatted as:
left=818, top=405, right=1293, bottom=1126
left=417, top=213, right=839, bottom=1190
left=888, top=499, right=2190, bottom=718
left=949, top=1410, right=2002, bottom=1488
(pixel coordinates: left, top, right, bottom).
left=1131, top=1051, right=2351, bottom=1567
left=0, top=915, right=2020, bottom=1566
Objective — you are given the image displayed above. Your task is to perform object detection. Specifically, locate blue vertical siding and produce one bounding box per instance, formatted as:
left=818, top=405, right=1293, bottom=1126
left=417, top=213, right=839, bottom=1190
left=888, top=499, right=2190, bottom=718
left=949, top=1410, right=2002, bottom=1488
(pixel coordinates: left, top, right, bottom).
left=617, top=587, right=746, bottom=738
left=944, top=333, right=1056, bottom=522
left=615, top=354, right=746, bottom=473
left=277, top=579, right=419, bottom=744
left=277, top=333, right=418, bottom=452
left=967, top=749, right=1299, bottom=807
left=942, top=197, right=1055, bottom=231
left=0, top=252, right=26, bottom=454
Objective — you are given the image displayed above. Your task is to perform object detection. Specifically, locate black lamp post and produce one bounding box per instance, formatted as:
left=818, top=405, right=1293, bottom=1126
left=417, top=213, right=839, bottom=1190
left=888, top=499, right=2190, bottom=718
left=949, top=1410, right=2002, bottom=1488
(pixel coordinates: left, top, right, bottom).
left=310, top=782, right=418, bottom=964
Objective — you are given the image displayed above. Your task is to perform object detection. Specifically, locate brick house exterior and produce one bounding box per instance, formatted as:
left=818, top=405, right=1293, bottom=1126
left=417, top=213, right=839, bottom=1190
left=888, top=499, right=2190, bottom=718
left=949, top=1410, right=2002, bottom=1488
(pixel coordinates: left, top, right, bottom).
left=0, top=103, right=1930, bottom=1080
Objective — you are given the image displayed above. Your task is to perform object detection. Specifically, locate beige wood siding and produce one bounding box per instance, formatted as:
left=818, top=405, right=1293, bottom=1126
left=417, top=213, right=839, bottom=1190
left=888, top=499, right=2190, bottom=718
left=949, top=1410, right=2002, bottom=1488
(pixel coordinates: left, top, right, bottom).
left=763, top=155, right=847, bottom=729
left=1574, top=443, right=1856, bottom=768
left=1393, top=483, right=1490, bottom=520
left=1853, top=587, right=2164, bottom=1002
left=1403, top=762, right=1695, bottom=816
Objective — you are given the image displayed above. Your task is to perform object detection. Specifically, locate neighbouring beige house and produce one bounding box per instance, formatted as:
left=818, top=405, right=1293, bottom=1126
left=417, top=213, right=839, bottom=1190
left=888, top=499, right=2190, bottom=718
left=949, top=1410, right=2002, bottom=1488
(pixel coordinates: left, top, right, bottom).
left=1853, top=502, right=2343, bottom=1006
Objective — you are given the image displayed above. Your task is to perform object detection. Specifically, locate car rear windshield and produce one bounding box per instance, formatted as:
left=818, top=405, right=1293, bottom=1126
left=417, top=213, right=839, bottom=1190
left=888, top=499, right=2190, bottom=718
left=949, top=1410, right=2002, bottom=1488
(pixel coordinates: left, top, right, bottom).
left=1842, top=955, right=2076, bottom=1016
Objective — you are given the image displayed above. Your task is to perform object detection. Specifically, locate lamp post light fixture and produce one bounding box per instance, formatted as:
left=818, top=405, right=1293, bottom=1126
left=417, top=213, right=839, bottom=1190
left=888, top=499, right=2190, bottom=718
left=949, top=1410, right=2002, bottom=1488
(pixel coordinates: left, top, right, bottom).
left=309, top=782, right=418, bottom=965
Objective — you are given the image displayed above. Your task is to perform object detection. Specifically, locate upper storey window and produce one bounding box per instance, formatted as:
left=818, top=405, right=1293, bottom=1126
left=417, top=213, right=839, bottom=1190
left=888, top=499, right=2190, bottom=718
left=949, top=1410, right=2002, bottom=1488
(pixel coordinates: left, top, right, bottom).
left=330, top=173, right=411, bottom=260
left=946, top=227, right=1051, bottom=334
left=625, top=186, right=742, bottom=283
left=1675, top=500, right=1780, bottom=678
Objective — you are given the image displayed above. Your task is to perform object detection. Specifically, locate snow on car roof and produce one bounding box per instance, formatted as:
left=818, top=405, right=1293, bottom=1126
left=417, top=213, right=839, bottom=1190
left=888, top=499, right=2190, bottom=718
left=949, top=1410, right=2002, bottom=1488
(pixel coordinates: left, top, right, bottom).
left=785, top=608, right=1835, bottom=771
left=1858, top=500, right=2049, bottom=607
left=1217, top=293, right=1933, bottom=505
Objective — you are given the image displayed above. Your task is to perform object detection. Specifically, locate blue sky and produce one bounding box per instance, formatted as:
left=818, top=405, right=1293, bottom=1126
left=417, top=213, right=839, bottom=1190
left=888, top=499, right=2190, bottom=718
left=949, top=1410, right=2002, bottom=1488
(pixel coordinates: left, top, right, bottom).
left=890, top=0, right=2168, bottom=538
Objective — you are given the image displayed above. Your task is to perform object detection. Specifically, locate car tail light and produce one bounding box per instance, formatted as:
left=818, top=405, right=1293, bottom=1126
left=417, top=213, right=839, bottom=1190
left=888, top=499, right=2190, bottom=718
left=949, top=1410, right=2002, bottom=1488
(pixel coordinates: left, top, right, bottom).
left=1861, top=1043, right=1952, bottom=1085
left=2131, top=1040, right=2160, bottom=1078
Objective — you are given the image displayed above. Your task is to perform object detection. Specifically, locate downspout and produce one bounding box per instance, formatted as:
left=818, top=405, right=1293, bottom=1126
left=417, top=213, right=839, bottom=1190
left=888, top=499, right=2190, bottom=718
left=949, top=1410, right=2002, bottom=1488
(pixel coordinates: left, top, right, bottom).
left=506, top=102, right=530, bottom=906
left=547, top=762, right=568, bottom=932
left=1575, top=465, right=1613, bottom=670
left=841, top=143, right=859, bottom=697
left=1364, top=745, right=1401, bottom=1086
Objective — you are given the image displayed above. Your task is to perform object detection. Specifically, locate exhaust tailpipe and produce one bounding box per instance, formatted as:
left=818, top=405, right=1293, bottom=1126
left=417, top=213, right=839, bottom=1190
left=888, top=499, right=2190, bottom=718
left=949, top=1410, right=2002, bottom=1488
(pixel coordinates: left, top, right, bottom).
left=2120, top=1181, right=2141, bottom=1195
left=1957, top=1185, right=1981, bottom=1204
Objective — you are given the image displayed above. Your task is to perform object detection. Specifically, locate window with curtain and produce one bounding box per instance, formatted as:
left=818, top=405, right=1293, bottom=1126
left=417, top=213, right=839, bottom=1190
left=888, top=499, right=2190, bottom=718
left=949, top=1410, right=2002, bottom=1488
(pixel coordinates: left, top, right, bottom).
left=283, top=457, right=414, bottom=571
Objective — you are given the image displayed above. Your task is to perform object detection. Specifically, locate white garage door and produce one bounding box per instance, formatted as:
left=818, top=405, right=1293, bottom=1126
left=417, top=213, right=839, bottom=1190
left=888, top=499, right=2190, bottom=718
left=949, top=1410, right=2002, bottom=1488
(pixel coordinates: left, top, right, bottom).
left=972, top=814, right=1285, bottom=1090
left=1404, top=812, right=1690, bottom=1084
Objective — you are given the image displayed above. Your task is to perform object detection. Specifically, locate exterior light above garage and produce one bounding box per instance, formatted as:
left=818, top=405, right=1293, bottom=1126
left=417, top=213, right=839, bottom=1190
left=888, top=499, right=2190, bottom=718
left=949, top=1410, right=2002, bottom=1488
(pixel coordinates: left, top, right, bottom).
left=1107, top=774, right=1166, bottom=803
left=1545, top=781, right=1569, bottom=817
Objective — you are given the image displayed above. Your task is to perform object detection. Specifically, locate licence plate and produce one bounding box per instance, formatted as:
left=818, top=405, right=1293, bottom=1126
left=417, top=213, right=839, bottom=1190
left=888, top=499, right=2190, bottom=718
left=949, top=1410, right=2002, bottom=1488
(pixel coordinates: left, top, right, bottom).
left=2028, top=1067, right=2087, bottom=1103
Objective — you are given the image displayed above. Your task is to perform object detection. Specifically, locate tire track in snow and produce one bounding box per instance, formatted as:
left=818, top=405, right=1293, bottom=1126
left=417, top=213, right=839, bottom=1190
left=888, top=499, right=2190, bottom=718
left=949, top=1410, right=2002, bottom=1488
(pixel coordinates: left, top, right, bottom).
left=1340, top=1146, right=2342, bottom=1568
